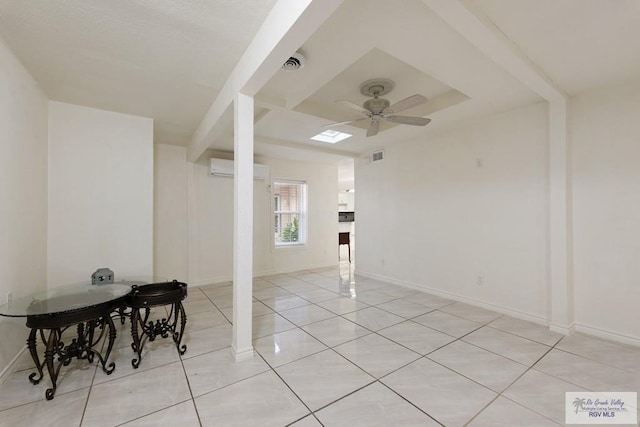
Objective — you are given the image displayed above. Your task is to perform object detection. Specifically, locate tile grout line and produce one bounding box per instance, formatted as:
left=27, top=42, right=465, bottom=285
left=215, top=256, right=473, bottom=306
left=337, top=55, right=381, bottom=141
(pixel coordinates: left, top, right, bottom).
left=177, top=343, right=205, bottom=427
left=376, top=380, right=446, bottom=427
left=251, top=348, right=325, bottom=426
left=78, top=343, right=103, bottom=427
left=462, top=337, right=563, bottom=426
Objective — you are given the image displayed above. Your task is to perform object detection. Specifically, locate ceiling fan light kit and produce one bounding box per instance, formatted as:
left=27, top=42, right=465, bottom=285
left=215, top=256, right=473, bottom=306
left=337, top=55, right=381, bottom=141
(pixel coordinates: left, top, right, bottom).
left=325, top=78, right=431, bottom=137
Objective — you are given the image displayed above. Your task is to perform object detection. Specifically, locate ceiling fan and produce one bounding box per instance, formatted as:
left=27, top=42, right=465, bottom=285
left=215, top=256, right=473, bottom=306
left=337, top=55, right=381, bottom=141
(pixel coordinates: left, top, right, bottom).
left=324, top=78, right=431, bottom=137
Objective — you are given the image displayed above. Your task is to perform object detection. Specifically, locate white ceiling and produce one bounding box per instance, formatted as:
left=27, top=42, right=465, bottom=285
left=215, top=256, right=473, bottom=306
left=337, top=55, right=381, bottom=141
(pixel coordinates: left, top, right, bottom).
left=0, top=0, right=278, bottom=146
left=466, top=0, right=640, bottom=96
left=2, top=0, right=640, bottom=164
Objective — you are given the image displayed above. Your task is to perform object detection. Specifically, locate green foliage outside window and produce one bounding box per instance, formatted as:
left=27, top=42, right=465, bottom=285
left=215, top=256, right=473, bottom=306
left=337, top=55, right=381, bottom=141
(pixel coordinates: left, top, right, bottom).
left=282, top=217, right=298, bottom=242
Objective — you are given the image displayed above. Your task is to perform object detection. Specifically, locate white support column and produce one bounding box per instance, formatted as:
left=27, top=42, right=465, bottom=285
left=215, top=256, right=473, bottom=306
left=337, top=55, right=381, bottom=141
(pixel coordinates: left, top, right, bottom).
left=186, top=161, right=198, bottom=285
left=548, top=101, right=574, bottom=334
left=231, top=92, right=255, bottom=361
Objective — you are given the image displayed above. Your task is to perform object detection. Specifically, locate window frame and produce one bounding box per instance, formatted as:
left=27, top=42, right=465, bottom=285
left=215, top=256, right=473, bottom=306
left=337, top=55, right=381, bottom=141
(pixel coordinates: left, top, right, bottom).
left=272, top=179, right=307, bottom=248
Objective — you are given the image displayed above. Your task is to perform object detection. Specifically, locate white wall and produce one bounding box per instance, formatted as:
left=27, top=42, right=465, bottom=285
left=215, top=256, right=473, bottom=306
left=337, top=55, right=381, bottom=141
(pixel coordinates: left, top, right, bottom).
left=252, top=157, right=338, bottom=277
left=154, top=144, right=188, bottom=280
left=47, top=102, right=154, bottom=286
left=338, top=191, right=355, bottom=211
left=572, top=77, right=640, bottom=343
left=356, top=103, right=549, bottom=321
left=154, top=148, right=339, bottom=285
left=0, top=37, right=49, bottom=375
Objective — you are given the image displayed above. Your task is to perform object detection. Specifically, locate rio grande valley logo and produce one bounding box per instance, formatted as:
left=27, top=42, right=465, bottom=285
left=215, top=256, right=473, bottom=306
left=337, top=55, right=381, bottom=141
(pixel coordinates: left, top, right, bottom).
left=566, top=392, right=637, bottom=425
left=573, top=397, right=586, bottom=413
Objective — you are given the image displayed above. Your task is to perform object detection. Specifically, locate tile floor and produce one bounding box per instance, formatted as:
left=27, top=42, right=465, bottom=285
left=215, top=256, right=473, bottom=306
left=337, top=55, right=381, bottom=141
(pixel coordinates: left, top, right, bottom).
left=1, top=262, right=639, bottom=426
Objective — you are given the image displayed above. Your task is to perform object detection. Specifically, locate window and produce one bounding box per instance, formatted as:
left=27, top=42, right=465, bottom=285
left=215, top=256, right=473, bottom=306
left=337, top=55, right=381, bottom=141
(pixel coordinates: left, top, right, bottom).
left=273, top=180, right=307, bottom=246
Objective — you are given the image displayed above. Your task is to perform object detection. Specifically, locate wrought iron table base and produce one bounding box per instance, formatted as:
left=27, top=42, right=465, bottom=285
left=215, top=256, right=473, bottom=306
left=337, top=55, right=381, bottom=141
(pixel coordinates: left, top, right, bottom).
left=25, top=312, right=118, bottom=400
left=113, top=306, right=131, bottom=325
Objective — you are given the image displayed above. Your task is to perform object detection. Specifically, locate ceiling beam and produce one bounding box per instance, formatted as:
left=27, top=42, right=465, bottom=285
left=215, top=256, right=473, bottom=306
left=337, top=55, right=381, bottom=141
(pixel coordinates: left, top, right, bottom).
left=422, top=0, right=567, bottom=103
left=256, top=136, right=360, bottom=159
left=188, top=0, right=345, bottom=162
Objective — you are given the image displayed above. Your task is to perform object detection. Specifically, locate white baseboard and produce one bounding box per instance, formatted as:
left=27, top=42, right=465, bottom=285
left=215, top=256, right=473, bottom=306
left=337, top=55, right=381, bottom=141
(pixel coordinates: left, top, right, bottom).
left=356, top=270, right=548, bottom=325
left=549, top=322, right=576, bottom=336
left=575, top=322, right=640, bottom=348
left=230, top=346, right=255, bottom=362
left=191, top=275, right=232, bottom=287
left=190, top=264, right=338, bottom=288
left=0, top=345, right=26, bottom=387
left=357, top=270, right=640, bottom=348
left=258, top=264, right=337, bottom=278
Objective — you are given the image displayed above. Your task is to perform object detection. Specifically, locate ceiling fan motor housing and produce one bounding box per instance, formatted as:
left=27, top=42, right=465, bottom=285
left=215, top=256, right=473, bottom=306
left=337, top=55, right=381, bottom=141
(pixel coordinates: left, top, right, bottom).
left=360, top=78, right=395, bottom=113
left=364, top=97, right=390, bottom=114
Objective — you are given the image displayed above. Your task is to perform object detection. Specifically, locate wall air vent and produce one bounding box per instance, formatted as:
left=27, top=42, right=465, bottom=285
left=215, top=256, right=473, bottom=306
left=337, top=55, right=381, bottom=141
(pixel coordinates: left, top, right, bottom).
left=371, top=150, right=384, bottom=162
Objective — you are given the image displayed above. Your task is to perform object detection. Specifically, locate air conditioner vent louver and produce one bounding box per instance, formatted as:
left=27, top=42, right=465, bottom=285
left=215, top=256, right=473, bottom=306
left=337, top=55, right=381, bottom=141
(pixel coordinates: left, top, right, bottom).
left=372, top=150, right=384, bottom=162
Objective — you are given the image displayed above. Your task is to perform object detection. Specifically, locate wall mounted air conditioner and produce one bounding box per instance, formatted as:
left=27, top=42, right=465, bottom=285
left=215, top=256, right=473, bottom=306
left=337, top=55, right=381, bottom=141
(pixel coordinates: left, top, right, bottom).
left=209, top=158, right=269, bottom=181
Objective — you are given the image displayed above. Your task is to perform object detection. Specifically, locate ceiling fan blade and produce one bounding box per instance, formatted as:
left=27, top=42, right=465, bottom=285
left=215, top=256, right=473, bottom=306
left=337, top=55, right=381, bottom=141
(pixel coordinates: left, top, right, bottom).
left=322, top=120, right=355, bottom=128
left=366, top=119, right=380, bottom=137
left=336, top=100, right=371, bottom=116
left=321, top=117, right=367, bottom=128
left=383, top=94, right=427, bottom=114
left=385, top=115, right=431, bottom=126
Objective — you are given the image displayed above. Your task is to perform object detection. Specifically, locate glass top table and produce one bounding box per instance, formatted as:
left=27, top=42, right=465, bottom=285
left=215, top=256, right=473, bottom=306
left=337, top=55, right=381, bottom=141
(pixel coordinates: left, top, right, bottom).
left=0, top=283, right=132, bottom=317
left=113, top=276, right=167, bottom=288
left=0, top=276, right=166, bottom=317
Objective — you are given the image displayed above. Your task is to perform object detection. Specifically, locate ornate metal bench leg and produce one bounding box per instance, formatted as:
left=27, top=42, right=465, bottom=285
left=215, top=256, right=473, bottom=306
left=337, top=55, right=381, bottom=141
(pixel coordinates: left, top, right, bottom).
left=173, top=302, right=187, bottom=355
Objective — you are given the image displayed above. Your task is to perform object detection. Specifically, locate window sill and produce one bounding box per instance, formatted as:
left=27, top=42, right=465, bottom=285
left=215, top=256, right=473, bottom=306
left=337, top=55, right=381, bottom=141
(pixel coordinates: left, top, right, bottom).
left=273, top=243, right=308, bottom=252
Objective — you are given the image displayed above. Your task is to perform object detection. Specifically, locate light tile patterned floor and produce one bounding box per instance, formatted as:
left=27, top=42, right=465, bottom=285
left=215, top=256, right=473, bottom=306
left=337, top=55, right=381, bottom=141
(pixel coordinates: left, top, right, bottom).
left=1, top=262, right=639, bottom=426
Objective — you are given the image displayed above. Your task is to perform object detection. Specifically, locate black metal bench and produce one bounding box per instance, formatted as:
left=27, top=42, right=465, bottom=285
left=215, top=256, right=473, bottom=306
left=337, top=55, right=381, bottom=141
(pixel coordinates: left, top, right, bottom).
left=125, top=280, right=188, bottom=368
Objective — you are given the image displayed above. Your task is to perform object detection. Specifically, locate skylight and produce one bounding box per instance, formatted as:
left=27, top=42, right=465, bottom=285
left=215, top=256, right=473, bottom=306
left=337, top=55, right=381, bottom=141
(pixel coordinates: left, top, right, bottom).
left=310, top=129, right=352, bottom=144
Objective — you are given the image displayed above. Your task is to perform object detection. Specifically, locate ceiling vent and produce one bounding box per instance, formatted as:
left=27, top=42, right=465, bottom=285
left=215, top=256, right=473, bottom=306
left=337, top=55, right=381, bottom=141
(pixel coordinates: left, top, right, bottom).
left=372, top=150, right=384, bottom=162
left=281, top=52, right=305, bottom=72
